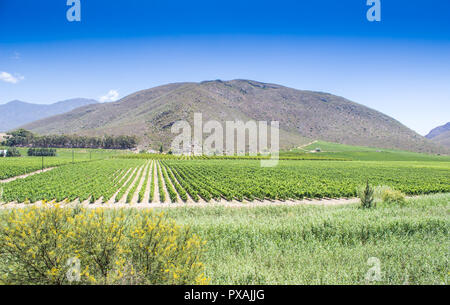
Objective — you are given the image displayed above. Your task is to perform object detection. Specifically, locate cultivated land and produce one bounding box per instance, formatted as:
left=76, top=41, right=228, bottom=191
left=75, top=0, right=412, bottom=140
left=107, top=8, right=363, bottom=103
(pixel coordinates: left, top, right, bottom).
left=0, top=143, right=449, bottom=204
left=1, top=158, right=449, bottom=204
left=0, top=147, right=121, bottom=180
left=0, top=143, right=448, bottom=284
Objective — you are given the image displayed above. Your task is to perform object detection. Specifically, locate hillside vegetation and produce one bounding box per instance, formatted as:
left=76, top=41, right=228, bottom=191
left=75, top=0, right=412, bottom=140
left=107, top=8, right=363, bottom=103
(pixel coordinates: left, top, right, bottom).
left=21, top=80, right=447, bottom=154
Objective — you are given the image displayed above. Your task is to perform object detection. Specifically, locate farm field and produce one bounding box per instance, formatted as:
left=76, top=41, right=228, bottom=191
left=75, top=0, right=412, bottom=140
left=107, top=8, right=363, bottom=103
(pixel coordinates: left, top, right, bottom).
left=0, top=156, right=449, bottom=204
left=0, top=148, right=121, bottom=180
left=287, top=140, right=450, bottom=161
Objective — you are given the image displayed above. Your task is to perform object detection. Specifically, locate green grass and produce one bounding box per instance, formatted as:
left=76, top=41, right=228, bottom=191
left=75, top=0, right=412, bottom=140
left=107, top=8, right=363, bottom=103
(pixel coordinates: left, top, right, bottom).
left=284, top=140, right=450, bottom=162
left=157, top=193, right=449, bottom=284
left=304, top=141, right=389, bottom=152
left=0, top=193, right=447, bottom=284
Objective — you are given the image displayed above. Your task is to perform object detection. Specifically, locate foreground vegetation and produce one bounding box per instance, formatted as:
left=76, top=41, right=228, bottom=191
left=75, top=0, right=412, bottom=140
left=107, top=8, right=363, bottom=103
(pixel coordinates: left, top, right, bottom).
left=0, top=206, right=207, bottom=285
left=160, top=193, right=449, bottom=284
left=0, top=193, right=447, bottom=285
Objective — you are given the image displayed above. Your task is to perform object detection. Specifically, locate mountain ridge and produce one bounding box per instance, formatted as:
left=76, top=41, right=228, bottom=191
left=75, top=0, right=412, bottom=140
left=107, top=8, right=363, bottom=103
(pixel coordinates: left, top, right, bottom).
left=0, top=98, right=99, bottom=132
left=20, top=80, right=448, bottom=154
left=426, top=122, right=450, bottom=148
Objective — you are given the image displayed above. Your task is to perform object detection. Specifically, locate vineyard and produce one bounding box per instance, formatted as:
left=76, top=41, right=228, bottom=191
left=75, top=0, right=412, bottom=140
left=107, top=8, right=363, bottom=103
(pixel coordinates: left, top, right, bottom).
left=0, top=148, right=120, bottom=180
left=1, top=157, right=449, bottom=204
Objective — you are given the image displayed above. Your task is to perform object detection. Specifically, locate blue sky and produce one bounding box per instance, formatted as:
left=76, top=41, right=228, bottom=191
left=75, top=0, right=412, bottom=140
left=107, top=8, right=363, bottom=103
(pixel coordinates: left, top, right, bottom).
left=0, top=0, right=449, bottom=135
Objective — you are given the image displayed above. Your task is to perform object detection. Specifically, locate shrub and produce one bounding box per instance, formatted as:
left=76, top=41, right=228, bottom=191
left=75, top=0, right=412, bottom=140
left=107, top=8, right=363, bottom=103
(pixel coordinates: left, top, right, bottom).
left=373, top=185, right=393, bottom=201
left=5, top=147, right=21, bottom=157
left=0, top=205, right=208, bottom=285
left=381, top=189, right=406, bottom=206
left=357, top=180, right=374, bottom=208
left=27, top=148, right=56, bottom=157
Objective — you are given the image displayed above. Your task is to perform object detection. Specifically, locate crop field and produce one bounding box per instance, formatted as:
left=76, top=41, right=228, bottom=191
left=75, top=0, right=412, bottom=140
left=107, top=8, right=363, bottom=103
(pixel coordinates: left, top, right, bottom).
left=1, top=157, right=449, bottom=204
left=0, top=148, right=120, bottom=180
left=288, top=141, right=450, bottom=161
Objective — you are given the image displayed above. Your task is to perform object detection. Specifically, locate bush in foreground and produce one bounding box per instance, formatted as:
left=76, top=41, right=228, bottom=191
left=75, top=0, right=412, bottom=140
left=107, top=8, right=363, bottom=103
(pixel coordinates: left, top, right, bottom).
left=381, top=189, right=406, bottom=206
left=0, top=205, right=208, bottom=285
left=358, top=183, right=408, bottom=208
left=372, top=185, right=407, bottom=206
left=357, top=181, right=375, bottom=208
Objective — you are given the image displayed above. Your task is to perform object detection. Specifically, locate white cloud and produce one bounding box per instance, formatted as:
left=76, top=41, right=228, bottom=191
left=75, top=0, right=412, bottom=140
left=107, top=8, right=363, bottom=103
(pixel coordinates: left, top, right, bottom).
left=0, top=71, right=24, bottom=84
left=99, top=89, right=119, bottom=102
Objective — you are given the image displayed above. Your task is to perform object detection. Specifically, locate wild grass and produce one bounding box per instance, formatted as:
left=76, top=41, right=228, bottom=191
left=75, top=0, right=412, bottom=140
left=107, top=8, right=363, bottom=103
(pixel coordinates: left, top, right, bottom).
left=157, top=193, right=449, bottom=284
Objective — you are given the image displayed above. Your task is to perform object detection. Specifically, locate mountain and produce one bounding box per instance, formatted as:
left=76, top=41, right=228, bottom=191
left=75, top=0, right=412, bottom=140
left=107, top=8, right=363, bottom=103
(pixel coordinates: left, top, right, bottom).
left=425, top=122, right=450, bottom=148
left=0, top=98, right=99, bottom=132
left=20, top=80, right=448, bottom=154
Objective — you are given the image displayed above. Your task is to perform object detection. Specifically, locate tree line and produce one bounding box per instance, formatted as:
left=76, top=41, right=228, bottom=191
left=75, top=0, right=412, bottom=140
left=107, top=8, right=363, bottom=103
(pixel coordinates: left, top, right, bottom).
left=1, top=129, right=138, bottom=150
left=27, top=148, right=57, bottom=157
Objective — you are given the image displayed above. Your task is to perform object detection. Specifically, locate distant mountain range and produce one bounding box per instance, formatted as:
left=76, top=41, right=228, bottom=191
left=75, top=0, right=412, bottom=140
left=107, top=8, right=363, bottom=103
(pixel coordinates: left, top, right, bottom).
left=0, top=98, right=98, bottom=132
left=19, top=79, right=448, bottom=154
left=426, top=122, right=450, bottom=148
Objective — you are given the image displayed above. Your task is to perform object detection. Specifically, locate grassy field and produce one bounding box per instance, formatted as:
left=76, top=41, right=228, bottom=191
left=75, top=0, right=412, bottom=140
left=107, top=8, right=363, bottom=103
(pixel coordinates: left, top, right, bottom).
left=0, top=193, right=447, bottom=284
left=285, top=140, right=450, bottom=161
left=158, top=193, right=449, bottom=284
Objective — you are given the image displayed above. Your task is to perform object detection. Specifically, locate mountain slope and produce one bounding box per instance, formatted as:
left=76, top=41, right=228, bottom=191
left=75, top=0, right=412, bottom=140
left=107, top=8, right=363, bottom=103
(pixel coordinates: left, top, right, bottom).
left=0, top=98, right=99, bottom=132
left=426, top=122, right=450, bottom=148
left=21, top=80, right=447, bottom=153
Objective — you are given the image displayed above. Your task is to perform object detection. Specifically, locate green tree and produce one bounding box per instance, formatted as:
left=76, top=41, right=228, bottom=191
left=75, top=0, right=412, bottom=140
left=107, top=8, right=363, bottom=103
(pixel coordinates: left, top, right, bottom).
left=358, top=180, right=375, bottom=208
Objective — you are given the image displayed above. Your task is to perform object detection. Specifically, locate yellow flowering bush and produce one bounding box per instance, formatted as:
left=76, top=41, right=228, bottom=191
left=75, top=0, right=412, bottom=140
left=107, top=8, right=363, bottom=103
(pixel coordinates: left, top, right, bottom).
left=0, top=204, right=208, bottom=285
left=381, top=189, right=407, bottom=206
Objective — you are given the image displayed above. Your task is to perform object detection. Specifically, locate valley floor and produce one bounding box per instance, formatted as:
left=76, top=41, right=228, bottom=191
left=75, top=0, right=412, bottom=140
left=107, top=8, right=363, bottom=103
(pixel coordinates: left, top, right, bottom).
left=0, top=154, right=448, bottom=284
left=0, top=196, right=360, bottom=209
left=1, top=159, right=449, bottom=205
